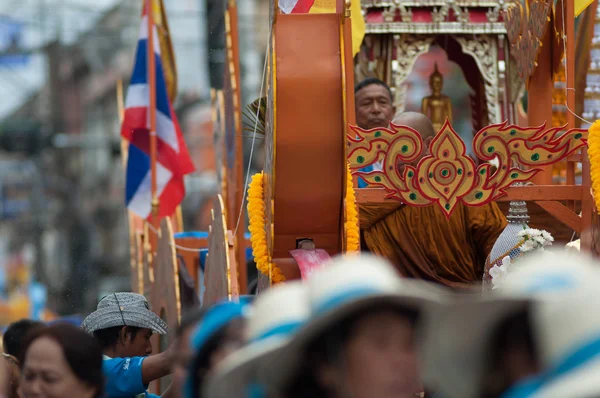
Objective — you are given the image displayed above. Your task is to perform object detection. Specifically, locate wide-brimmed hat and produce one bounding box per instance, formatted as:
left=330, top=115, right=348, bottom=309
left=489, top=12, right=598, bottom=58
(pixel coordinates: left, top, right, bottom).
left=81, top=292, right=168, bottom=335
left=421, top=252, right=600, bottom=398
left=204, top=281, right=309, bottom=398
left=264, top=254, right=446, bottom=389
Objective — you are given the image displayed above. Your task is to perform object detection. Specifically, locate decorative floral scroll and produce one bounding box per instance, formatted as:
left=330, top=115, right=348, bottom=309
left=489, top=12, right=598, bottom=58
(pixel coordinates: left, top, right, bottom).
left=348, top=120, right=588, bottom=218
left=504, top=0, right=552, bottom=80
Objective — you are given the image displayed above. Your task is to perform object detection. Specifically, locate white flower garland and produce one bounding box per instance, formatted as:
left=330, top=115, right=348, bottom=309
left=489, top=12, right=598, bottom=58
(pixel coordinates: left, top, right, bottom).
left=489, top=228, right=554, bottom=289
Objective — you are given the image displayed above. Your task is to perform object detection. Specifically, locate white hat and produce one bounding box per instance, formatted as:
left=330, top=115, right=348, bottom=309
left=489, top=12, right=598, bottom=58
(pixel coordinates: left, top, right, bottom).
left=203, top=281, right=310, bottom=398
left=264, top=254, right=446, bottom=389
left=421, top=251, right=600, bottom=398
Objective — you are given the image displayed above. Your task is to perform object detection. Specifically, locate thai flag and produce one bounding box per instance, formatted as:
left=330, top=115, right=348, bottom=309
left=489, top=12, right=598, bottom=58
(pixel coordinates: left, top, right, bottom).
left=278, top=0, right=315, bottom=13
left=121, top=5, right=194, bottom=220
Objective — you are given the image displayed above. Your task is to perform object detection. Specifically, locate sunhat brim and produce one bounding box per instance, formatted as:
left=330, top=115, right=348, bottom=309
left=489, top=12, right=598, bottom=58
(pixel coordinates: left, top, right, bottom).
left=264, top=286, right=439, bottom=389
left=81, top=306, right=169, bottom=335
left=204, top=335, right=289, bottom=398
left=523, top=356, right=600, bottom=398
left=420, top=296, right=530, bottom=398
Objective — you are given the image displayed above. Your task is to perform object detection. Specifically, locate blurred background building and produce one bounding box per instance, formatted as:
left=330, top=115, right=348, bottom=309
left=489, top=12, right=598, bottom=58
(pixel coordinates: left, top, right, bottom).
left=0, top=0, right=268, bottom=317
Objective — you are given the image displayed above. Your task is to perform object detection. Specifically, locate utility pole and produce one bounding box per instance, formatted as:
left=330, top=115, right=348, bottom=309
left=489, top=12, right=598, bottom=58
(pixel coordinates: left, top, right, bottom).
left=205, top=0, right=226, bottom=90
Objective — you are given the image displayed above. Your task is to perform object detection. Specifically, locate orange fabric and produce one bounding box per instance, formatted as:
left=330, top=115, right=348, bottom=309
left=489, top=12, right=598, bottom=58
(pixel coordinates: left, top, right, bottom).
left=360, top=201, right=507, bottom=288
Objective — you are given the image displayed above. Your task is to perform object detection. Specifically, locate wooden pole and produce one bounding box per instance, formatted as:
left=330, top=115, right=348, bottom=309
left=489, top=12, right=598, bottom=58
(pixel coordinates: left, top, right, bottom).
left=529, top=0, right=554, bottom=185
left=569, top=0, right=595, bottom=251
left=225, top=1, right=247, bottom=293
left=147, top=0, right=159, bottom=226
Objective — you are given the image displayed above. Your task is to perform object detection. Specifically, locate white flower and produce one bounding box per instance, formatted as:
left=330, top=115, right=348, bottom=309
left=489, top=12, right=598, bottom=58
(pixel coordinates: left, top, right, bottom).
left=520, top=240, right=536, bottom=253
left=541, top=230, right=554, bottom=243
left=490, top=256, right=511, bottom=289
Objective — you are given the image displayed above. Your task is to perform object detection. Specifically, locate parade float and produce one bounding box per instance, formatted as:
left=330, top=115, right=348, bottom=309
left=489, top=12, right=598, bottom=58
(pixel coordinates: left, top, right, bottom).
left=120, top=0, right=600, bottom=354
left=241, top=0, right=599, bottom=288
left=113, top=2, right=600, bottom=392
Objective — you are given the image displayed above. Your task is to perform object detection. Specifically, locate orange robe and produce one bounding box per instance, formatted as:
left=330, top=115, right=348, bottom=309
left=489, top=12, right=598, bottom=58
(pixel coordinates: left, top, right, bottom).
left=360, top=202, right=507, bottom=288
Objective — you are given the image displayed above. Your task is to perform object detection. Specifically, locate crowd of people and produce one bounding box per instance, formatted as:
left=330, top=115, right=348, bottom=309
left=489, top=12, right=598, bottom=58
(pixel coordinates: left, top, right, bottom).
left=0, top=251, right=599, bottom=398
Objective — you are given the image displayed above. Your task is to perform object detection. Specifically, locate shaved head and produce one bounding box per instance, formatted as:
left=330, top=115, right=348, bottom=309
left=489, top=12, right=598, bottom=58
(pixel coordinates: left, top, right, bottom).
left=392, top=112, right=435, bottom=140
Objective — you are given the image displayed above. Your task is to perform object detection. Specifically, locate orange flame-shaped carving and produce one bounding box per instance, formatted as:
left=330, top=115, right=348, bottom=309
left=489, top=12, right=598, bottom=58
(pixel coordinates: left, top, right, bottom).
left=348, top=119, right=588, bottom=218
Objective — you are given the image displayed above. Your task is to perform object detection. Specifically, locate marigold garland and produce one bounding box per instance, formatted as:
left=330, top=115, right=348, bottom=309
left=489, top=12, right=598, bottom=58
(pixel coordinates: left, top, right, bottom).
left=588, top=121, right=600, bottom=213
left=247, top=172, right=285, bottom=283
left=346, top=164, right=360, bottom=252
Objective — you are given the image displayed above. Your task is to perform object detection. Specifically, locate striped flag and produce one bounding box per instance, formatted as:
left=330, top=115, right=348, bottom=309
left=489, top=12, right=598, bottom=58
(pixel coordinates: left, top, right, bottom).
left=279, top=0, right=316, bottom=13
left=121, top=4, right=194, bottom=220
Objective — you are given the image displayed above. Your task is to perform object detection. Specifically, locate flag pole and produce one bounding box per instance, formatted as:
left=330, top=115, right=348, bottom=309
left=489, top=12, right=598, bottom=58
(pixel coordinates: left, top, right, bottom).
left=147, top=0, right=159, bottom=225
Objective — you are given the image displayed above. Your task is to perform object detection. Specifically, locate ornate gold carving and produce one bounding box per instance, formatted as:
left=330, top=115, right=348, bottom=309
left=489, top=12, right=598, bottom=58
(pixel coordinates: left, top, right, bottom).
left=399, top=5, right=413, bottom=22
left=348, top=120, right=588, bottom=218
left=431, top=5, right=450, bottom=23
left=365, top=22, right=507, bottom=35
left=451, top=5, right=470, bottom=24
left=504, top=0, right=552, bottom=80
left=382, top=6, right=396, bottom=22
left=391, top=35, right=435, bottom=113
left=486, top=5, right=501, bottom=23
left=454, top=35, right=501, bottom=124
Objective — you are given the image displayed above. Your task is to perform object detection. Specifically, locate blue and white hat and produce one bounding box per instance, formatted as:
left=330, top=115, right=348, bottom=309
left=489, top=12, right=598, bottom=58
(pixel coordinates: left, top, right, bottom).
left=204, top=281, right=310, bottom=398
left=185, top=299, right=250, bottom=398
left=422, top=251, right=600, bottom=398
left=266, top=254, right=445, bottom=389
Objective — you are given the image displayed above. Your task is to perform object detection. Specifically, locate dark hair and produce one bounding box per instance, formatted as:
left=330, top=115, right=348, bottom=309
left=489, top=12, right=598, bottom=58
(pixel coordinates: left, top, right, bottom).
left=176, top=309, right=207, bottom=338
left=355, top=77, right=393, bottom=102
left=284, top=304, right=419, bottom=398
left=3, top=319, right=44, bottom=358
left=190, top=319, right=244, bottom=398
left=20, top=324, right=104, bottom=398
left=93, top=325, right=142, bottom=349
left=481, top=310, right=538, bottom=398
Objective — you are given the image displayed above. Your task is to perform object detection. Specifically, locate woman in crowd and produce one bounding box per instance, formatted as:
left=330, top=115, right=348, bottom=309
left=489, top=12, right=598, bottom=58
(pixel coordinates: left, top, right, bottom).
left=19, top=323, right=104, bottom=398
left=2, top=353, right=20, bottom=398
left=186, top=299, right=250, bottom=398
left=267, top=255, right=444, bottom=398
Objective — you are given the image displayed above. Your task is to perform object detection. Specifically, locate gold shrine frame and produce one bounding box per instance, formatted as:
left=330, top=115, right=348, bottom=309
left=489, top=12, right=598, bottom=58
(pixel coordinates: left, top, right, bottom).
left=349, top=120, right=588, bottom=219
left=356, top=34, right=504, bottom=127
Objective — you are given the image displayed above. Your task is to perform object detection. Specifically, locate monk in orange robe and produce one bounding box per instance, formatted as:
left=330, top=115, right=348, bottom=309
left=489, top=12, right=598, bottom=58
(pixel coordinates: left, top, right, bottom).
left=360, top=112, right=507, bottom=288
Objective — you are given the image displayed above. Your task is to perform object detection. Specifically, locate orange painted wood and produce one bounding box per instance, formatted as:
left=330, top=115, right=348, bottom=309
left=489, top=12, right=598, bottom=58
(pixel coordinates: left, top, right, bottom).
left=225, top=3, right=247, bottom=294
left=534, top=201, right=582, bottom=233
left=528, top=3, right=554, bottom=185
left=272, top=13, right=345, bottom=260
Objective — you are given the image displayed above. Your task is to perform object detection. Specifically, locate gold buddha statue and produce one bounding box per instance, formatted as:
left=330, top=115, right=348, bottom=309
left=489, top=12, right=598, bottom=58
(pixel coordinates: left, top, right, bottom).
left=421, top=63, right=453, bottom=133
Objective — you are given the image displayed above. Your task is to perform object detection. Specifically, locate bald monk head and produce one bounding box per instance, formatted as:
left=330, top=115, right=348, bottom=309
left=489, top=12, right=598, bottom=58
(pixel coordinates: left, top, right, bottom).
left=393, top=112, right=436, bottom=173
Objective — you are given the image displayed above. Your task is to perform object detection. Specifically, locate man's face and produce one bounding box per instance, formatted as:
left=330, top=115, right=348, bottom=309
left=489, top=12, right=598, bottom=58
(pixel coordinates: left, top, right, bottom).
left=119, top=328, right=153, bottom=358
left=355, top=84, right=395, bottom=130
left=321, top=310, right=422, bottom=398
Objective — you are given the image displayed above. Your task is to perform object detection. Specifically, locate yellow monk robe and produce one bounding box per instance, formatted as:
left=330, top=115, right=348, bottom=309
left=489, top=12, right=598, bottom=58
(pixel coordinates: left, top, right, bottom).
left=360, top=201, right=507, bottom=288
